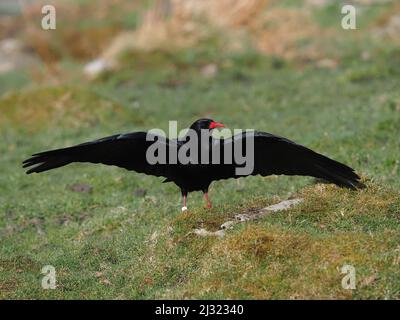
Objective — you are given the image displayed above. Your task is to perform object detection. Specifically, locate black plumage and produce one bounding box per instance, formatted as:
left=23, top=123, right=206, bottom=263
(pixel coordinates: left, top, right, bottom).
left=23, top=119, right=364, bottom=209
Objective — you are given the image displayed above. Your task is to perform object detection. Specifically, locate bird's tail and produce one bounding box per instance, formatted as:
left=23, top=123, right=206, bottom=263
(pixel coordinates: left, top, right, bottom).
left=22, top=146, right=79, bottom=174
left=309, top=152, right=365, bottom=190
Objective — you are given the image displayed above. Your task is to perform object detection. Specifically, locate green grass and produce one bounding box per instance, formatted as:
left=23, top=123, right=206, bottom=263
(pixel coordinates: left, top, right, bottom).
left=1, top=3, right=400, bottom=299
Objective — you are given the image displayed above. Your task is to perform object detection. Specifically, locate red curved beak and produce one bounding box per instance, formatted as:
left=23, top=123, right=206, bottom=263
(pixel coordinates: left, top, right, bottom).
left=209, top=121, right=225, bottom=129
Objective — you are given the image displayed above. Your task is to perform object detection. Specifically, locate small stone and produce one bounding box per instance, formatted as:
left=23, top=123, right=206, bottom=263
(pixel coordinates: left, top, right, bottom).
left=67, top=183, right=92, bottom=193
left=221, top=220, right=236, bottom=229
left=193, top=228, right=225, bottom=238
left=235, top=214, right=251, bottom=221
left=83, top=58, right=111, bottom=78
left=200, top=63, right=218, bottom=78
left=316, top=59, right=338, bottom=70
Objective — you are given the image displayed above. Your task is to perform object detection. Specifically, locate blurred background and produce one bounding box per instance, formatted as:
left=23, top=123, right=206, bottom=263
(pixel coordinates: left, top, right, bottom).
left=1, top=0, right=399, bottom=89
left=1, top=0, right=400, bottom=299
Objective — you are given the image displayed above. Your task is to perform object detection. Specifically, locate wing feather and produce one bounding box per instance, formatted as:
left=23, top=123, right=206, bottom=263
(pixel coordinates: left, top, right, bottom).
left=23, top=132, right=175, bottom=178
left=207, top=131, right=364, bottom=189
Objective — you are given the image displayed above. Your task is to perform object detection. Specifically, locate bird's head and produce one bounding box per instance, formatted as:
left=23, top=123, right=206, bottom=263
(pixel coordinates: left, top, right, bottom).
left=189, top=118, right=225, bottom=133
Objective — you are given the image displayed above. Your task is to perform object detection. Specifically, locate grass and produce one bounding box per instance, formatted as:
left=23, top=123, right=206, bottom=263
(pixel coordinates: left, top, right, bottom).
left=0, top=1, right=400, bottom=299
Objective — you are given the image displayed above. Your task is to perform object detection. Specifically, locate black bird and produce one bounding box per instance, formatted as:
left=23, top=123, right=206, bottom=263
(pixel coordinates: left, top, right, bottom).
left=23, top=119, right=364, bottom=210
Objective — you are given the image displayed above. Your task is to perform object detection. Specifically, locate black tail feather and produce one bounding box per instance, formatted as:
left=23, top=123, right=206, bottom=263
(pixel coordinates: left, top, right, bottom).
left=311, top=153, right=365, bottom=190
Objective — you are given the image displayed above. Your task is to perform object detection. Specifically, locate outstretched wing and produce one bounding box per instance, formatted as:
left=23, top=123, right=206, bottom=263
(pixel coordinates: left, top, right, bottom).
left=23, top=132, right=175, bottom=178
left=208, top=131, right=364, bottom=189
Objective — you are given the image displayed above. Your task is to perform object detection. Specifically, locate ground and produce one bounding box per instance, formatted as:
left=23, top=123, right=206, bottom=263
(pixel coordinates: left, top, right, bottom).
left=0, top=0, right=399, bottom=299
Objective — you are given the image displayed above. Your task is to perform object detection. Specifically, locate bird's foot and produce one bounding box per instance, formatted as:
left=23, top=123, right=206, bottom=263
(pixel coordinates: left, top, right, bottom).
left=205, top=203, right=212, bottom=209
left=181, top=206, right=188, bottom=212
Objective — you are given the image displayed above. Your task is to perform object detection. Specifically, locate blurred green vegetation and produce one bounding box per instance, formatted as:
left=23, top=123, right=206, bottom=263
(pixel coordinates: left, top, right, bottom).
left=0, top=0, right=399, bottom=299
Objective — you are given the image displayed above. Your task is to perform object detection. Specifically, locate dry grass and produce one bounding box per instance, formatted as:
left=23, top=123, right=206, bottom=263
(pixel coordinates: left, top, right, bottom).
left=162, top=183, right=400, bottom=299
left=90, top=0, right=334, bottom=75
left=373, top=1, right=400, bottom=43
left=132, top=0, right=271, bottom=48
left=0, top=87, right=125, bottom=132
left=8, top=0, right=396, bottom=79
left=10, top=0, right=353, bottom=78
left=255, top=8, right=324, bottom=60
left=16, top=0, right=143, bottom=64
left=168, top=225, right=396, bottom=299
left=97, top=0, right=271, bottom=68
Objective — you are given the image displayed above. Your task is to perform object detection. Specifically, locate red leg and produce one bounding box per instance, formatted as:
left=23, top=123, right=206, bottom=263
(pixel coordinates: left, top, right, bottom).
left=181, top=192, right=188, bottom=211
left=204, top=192, right=212, bottom=209
left=183, top=194, right=187, bottom=207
